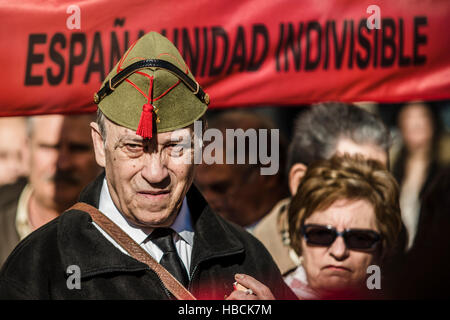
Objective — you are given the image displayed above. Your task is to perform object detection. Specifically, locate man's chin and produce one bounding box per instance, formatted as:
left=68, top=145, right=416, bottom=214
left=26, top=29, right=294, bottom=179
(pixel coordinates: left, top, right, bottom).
left=54, top=181, right=82, bottom=193
left=318, top=278, right=362, bottom=294
left=132, top=208, right=176, bottom=228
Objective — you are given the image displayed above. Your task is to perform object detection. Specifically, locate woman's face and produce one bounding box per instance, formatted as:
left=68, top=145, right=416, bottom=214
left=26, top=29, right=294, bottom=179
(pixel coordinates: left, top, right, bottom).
left=398, top=103, right=434, bottom=151
left=301, top=199, right=380, bottom=294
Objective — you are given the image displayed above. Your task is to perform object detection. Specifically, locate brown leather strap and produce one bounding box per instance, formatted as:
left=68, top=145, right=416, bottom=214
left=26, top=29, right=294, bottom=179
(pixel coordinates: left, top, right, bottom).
left=68, top=202, right=196, bottom=300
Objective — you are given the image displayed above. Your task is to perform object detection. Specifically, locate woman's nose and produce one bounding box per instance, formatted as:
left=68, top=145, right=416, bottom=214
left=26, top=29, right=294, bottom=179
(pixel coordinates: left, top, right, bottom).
left=328, top=236, right=349, bottom=261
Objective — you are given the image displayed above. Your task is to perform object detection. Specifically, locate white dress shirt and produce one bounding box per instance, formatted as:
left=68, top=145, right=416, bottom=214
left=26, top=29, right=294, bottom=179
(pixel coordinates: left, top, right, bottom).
left=94, top=178, right=194, bottom=276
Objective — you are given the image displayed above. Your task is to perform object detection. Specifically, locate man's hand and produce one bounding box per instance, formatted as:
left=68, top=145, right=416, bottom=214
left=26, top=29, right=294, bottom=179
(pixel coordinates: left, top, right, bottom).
left=225, top=274, right=275, bottom=300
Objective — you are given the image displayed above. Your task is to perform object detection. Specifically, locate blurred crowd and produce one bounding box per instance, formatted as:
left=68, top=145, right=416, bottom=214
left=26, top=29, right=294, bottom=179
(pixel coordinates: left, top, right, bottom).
left=0, top=100, right=449, bottom=299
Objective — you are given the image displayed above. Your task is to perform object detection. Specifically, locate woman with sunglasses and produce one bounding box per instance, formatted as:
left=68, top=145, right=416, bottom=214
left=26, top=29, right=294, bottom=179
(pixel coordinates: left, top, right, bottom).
left=286, top=154, right=403, bottom=299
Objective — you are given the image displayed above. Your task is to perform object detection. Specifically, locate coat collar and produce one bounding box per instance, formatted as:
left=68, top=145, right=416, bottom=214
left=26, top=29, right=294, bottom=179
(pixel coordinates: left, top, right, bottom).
left=58, top=172, right=244, bottom=277
left=185, top=182, right=244, bottom=273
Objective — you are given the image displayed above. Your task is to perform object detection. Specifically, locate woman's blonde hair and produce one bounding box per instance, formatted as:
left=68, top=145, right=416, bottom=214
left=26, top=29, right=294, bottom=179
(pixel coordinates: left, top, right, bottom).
left=288, top=154, right=402, bottom=260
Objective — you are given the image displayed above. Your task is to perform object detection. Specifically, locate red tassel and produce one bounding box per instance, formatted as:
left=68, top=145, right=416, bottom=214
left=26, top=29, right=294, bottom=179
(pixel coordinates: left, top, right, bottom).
left=136, top=103, right=153, bottom=139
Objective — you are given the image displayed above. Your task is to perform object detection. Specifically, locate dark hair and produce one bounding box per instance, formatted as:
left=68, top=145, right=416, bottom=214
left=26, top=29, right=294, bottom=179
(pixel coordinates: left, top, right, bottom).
left=395, top=101, right=442, bottom=150
left=393, top=102, right=443, bottom=189
left=287, top=102, right=391, bottom=171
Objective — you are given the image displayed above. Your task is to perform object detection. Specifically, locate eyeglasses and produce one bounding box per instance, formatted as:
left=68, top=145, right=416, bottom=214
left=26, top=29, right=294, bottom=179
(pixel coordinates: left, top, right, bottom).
left=301, top=224, right=381, bottom=251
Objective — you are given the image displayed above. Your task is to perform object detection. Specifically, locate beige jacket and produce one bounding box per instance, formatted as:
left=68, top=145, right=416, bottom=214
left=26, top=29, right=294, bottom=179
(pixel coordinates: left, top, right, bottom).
left=253, top=198, right=300, bottom=275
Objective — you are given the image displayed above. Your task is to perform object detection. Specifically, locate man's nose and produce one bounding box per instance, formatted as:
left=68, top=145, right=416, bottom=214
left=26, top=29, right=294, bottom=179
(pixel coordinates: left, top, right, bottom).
left=56, top=146, right=71, bottom=170
left=141, top=153, right=169, bottom=184
left=328, top=236, right=349, bottom=261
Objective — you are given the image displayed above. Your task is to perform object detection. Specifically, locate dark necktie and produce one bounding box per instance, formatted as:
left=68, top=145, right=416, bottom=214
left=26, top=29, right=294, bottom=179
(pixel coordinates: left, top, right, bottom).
left=150, top=228, right=190, bottom=288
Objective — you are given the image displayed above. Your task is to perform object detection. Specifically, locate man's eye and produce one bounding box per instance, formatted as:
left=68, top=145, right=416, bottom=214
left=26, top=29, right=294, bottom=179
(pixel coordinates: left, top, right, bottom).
left=211, top=182, right=230, bottom=194
left=170, top=144, right=183, bottom=150
left=125, top=144, right=143, bottom=152
left=39, top=143, right=58, bottom=150
left=167, top=144, right=185, bottom=156
left=69, top=143, right=91, bottom=153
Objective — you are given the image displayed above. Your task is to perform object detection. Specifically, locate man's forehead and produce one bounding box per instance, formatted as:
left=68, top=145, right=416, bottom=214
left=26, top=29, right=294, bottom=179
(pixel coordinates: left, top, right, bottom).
left=34, top=114, right=92, bottom=131
left=108, top=120, right=193, bottom=141
left=34, top=114, right=63, bottom=126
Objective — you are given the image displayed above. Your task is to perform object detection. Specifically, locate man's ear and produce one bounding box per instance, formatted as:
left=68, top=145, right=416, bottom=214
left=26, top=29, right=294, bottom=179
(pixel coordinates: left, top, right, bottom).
left=90, top=122, right=106, bottom=168
left=288, top=163, right=307, bottom=196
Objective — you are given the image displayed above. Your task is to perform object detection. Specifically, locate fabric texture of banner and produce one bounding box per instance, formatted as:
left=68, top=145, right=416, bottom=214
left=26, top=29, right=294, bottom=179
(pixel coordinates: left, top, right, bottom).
left=0, top=0, right=449, bottom=116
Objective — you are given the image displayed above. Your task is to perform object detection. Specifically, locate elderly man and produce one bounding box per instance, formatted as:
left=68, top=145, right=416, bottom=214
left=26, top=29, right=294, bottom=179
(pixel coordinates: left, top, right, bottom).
left=0, top=114, right=100, bottom=266
left=0, top=32, right=295, bottom=300
left=253, top=102, right=406, bottom=275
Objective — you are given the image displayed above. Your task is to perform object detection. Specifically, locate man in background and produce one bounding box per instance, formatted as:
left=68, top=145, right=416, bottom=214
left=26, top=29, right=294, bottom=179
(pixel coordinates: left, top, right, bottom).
left=195, top=110, right=289, bottom=231
left=0, top=114, right=101, bottom=266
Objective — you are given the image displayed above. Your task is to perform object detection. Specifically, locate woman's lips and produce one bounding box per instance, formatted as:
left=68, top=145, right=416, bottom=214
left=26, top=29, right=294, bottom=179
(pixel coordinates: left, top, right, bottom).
left=323, top=265, right=352, bottom=272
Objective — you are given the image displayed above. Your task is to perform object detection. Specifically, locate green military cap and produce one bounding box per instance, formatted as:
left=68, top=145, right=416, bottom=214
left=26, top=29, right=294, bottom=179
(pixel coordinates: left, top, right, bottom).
left=94, top=31, right=209, bottom=139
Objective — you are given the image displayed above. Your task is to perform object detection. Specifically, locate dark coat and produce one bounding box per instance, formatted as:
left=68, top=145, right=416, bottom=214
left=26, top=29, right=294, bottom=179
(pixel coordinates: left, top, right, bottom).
left=0, top=174, right=296, bottom=300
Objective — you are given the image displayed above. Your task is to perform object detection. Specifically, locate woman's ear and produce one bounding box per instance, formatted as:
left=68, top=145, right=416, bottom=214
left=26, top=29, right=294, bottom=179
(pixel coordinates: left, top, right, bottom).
left=90, top=122, right=106, bottom=168
left=288, top=163, right=308, bottom=196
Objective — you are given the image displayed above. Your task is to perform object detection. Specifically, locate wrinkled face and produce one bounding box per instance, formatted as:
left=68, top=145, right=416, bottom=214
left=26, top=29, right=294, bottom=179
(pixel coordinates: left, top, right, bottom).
left=301, top=199, right=380, bottom=294
left=195, top=161, right=260, bottom=227
left=92, top=119, right=196, bottom=228
left=30, top=115, right=99, bottom=211
left=399, top=103, right=434, bottom=150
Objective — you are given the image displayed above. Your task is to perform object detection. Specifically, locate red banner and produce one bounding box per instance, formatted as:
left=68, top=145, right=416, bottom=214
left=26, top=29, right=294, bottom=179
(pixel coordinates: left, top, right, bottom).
left=0, top=0, right=449, bottom=116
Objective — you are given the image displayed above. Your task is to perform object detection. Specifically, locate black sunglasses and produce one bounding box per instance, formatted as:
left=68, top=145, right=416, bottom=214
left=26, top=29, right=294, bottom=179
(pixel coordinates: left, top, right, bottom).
left=301, top=224, right=381, bottom=251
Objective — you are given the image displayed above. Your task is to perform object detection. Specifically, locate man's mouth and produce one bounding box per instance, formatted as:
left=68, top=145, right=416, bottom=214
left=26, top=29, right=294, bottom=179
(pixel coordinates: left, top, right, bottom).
left=137, top=190, right=170, bottom=198
left=49, top=173, right=80, bottom=185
